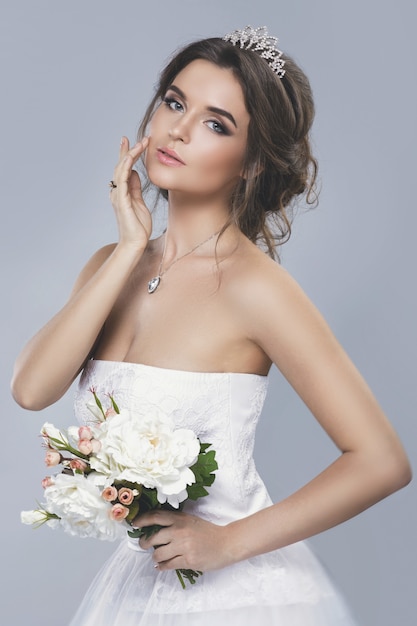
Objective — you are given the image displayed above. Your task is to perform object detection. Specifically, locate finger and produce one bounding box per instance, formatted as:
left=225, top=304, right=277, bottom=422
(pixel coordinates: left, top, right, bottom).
left=113, top=137, right=147, bottom=183
left=155, top=555, right=188, bottom=571
left=138, top=530, right=169, bottom=552
left=122, top=137, right=149, bottom=167
left=119, top=136, right=130, bottom=161
left=135, top=509, right=178, bottom=528
left=141, top=526, right=173, bottom=550
left=128, top=170, right=143, bottom=202
left=117, top=138, right=149, bottom=188
left=131, top=512, right=166, bottom=530
left=137, top=528, right=162, bottom=549
left=130, top=136, right=149, bottom=165
left=152, top=543, right=181, bottom=566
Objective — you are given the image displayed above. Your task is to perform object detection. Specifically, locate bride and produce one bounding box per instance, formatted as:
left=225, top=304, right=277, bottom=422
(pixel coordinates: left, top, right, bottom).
left=12, top=27, right=411, bottom=625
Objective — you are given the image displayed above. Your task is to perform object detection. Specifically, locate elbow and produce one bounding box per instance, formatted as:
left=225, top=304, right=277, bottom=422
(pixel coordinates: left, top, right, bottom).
left=390, top=452, right=412, bottom=491
left=350, top=443, right=412, bottom=508
left=10, top=372, right=48, bottom=411
left=11, top=365, right=68, bottom=411
left=11, top=383, right=41, bottom=411
left=375, top=446, right=412, bottom=497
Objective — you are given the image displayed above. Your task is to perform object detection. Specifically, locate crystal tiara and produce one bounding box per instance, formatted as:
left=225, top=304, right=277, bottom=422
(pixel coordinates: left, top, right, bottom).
left=223, top=25, right=286, bottom=78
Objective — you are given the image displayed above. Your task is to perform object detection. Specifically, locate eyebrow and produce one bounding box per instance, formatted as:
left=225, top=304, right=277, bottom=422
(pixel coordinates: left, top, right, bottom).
left=167, top=84, right=238, bottom=128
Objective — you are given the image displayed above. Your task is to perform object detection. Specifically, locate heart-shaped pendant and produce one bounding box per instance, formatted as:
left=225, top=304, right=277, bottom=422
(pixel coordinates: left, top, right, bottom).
left=148, top=276, right=161, bottom=294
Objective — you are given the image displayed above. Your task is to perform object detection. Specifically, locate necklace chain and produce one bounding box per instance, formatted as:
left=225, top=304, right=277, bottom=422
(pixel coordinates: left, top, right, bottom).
left=147, top=229, right=221, bottom=294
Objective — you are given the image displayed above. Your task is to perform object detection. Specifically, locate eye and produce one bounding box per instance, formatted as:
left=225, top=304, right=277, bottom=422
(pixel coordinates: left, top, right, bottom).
left=206, top=120, right=229, bottom=135
left=162, top=96, right=183, bottom=112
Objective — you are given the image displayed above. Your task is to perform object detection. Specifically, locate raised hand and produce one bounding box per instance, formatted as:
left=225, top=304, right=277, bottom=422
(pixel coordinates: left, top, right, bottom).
left=110, top=136, right=152, bottom=251
left=133, top=509, right=233, bottom=572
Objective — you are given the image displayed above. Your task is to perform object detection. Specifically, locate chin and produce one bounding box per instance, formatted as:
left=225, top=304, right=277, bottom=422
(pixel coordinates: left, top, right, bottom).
left=146, top=161, right=179, bottom=191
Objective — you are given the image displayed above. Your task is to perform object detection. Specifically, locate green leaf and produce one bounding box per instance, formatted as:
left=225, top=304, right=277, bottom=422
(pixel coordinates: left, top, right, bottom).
left=128, top=523, right=164, bottom=540
left=113, top=479, right=142, bottom=493
left=186, top=484, right=209, bottom=500
left=109, top=395, right=120, bottom=414
left=140, top=488, right=159, bottom=509
left=186, top=442, right=218, bottom=500
left=125, top=501, right=140, bottom=524
left=91, top=390, right=106, bottom=419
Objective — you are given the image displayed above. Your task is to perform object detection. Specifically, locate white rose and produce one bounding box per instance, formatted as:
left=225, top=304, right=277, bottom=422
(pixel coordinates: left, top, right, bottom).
left=86, top=399, right=105, bottom=421
left=21, top=509, right=47, bottom=525
left=21, top=508, right=60, bottom=530
left=40, top=422, right=66, bottom=444
left=67, top=425, right=81, bottom=445
left=44, top=473, right=124, bottom=541
left=90, top=409, right=200, bottom=508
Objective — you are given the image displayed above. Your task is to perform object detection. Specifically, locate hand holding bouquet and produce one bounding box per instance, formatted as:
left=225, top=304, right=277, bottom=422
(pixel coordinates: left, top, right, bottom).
left=21, top=390, right=218, bottom=588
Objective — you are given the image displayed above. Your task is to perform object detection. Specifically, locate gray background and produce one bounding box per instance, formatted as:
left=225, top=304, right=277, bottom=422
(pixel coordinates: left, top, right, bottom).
left=1, top=1, right=416, bottom=624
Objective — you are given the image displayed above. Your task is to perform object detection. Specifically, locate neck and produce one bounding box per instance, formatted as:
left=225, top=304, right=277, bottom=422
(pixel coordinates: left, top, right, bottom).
left=147, top=193, right=242, bottom=294
left=161, top=192, right=237, bottom=261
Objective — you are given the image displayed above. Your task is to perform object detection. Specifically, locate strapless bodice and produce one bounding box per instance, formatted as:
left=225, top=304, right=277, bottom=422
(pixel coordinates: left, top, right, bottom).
left=75, top=359, right=271, bottom=523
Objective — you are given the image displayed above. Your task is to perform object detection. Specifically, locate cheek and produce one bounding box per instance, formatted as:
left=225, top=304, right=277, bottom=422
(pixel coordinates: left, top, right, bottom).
left=199, top=142, right=246, bottom=179
left=147, top=107, right=167, bottom=142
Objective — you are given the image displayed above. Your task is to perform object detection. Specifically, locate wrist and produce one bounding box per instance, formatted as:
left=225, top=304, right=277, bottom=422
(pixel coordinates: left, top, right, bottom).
left=114, top=240, right=147, bottom=263
left=222, top=518, right=253, bottom=566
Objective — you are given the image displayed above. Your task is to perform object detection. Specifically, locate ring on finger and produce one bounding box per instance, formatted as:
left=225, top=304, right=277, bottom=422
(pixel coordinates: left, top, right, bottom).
left=108, top=180, right=117, bottom=190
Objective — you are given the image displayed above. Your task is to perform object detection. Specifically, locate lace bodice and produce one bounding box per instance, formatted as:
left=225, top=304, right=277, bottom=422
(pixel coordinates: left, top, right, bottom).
left=75, top=360, right=271, bottom=523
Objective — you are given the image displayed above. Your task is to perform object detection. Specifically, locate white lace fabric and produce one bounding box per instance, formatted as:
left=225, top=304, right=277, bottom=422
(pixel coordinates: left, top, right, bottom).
left=70, top=360, right=356, bottom=625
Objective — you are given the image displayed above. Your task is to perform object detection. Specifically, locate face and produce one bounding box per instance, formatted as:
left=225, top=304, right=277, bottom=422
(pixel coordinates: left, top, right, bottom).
left=145, top=59, right=250, bottom=202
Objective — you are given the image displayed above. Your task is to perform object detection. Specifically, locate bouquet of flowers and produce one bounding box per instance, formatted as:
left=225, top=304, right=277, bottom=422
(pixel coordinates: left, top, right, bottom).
left=21, top=390, right=218, bottom=588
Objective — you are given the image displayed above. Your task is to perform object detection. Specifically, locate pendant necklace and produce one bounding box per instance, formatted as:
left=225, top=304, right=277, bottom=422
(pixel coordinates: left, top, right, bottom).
left=147, top=229, right=221, bottom=294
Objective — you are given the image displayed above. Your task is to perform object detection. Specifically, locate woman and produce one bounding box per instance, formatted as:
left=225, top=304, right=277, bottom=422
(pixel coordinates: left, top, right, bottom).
left=12, top=26, right=411, bottom=625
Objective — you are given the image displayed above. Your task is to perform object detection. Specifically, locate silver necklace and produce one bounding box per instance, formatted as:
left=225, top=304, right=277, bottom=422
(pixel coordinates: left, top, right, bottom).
left=147, top=230, right=221, bottom=294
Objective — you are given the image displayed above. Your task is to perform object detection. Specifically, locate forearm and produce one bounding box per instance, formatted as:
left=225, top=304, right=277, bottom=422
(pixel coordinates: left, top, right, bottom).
left=225, top=447, right=410, bottom=564
left=11, top=243, right=144, bottom=410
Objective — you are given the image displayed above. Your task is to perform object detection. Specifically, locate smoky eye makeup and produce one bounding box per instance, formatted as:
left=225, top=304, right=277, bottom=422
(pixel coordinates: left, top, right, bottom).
left=162, top=85, right=237, bottom=135
left=205, top=119, right=230, bottom=135
left=162, top=95, right=184, bottom=112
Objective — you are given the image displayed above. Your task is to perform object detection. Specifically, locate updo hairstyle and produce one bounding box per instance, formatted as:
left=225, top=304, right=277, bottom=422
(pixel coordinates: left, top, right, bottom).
left=138, top=36, right=318, bottom=258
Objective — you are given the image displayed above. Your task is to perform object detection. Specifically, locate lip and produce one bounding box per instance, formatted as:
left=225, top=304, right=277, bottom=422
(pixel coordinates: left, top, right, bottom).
left=156, top=147, right=186, bottom=167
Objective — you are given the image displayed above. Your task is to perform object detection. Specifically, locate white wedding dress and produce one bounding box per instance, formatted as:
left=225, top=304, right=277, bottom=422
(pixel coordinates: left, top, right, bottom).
left=69, top=359, right=356, bottom=625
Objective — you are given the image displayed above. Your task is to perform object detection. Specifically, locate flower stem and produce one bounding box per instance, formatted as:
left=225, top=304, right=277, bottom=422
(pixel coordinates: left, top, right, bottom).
left=175, top=568, right=203, bottom=589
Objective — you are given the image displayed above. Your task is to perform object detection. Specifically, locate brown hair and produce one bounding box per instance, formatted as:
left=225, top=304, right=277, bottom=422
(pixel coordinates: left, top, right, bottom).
left=138, top=36, right=318, bottom=258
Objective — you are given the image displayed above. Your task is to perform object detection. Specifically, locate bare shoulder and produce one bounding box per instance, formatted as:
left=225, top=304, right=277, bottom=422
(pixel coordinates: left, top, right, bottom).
left=70, top=243, right=117, bottom=295
left=225, top=237, right=334, bottom=368
left=226, top=237, right=305, bottom=311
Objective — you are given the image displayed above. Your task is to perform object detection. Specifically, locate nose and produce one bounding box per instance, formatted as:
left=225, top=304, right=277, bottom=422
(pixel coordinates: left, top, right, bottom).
left=168, top=115, right=190, bottom=143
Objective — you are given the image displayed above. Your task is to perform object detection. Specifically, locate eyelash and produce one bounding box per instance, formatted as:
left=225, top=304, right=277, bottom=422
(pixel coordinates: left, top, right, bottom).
left=163, top=96, right=183, bottom=112
left=162, top=96, right=229, bottom=136
left=206, top=120, right=228, bottom=135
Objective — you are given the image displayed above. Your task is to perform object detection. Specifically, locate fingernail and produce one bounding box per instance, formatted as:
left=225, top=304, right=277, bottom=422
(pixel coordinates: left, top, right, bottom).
left=120, top=137, right=124, bottom=145
left=153, top=563, right=159, bottom=569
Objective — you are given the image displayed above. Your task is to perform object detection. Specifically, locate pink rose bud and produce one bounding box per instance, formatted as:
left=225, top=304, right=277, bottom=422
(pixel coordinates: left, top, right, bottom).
left=78, top=426, right=93, bottom=441
left=41, top=476, right=54, bottom=489
left=118, top=488, right=135, bottom=505
left=102, top=486, right=118, bottom=502
left=105, top=407, right=117, bottom=418
left=78, top=439, right=93, bottom=455
left=109, top=503, right=129, bottom=521
left=69, top=458, right=88, bottom=472
left=90, top=438, right=102, bottom=454
left=45, top=450, right=62, bottom=467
